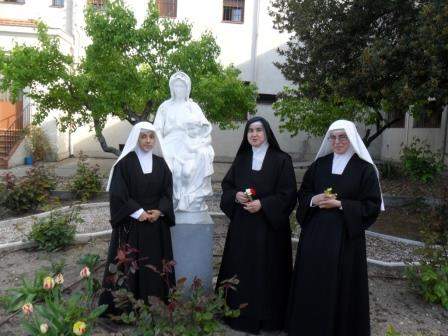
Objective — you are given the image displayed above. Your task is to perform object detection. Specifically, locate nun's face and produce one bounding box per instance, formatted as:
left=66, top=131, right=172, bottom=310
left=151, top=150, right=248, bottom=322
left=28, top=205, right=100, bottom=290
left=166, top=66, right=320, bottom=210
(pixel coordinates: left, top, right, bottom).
left=247, top=121, right=266, bottom=147
left=329, top=130, right=350, bottom=154
left=138, top=131, right=155, bottom=152
left=172, top=79, right=187, bottom=101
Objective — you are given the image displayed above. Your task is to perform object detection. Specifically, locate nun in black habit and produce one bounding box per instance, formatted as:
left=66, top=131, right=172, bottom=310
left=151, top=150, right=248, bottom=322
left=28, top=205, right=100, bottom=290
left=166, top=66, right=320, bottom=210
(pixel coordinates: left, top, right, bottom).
left=217, top=116, right=297, bottom=334
left=287, top=120, right=384, bottom=336
left=99, top=121, right=175, bottom=316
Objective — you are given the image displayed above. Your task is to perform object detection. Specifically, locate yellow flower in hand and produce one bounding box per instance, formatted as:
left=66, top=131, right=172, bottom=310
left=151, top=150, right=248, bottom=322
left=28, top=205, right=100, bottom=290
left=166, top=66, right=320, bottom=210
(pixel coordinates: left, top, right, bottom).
left=73, top=321, right=87, bottom=335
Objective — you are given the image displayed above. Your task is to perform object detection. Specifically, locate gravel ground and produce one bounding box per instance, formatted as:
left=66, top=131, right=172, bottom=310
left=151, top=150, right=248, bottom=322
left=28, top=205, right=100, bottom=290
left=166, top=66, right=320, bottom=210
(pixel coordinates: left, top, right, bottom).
left=0, top=235, right=446, bottom=335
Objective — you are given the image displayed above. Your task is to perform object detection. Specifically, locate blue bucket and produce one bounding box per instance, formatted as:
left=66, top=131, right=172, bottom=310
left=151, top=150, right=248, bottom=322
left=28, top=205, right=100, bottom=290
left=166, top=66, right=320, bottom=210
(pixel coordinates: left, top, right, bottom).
left=24, top=156, right=33, bottom=165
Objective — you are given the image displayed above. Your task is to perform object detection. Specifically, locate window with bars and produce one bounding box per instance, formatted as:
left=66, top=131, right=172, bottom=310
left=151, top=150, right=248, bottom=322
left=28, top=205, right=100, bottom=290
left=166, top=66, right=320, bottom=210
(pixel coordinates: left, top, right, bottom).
left=0, top=0, right=25, bottom=4
left=413, top=109, right=443, bottom=128
left=223, top=0, right=244, bottom=23
left=88, top=0, right=105, bottom=9
left=52, top=0, right=64, bottom=7
left=157, top=0, right=177, bottom=18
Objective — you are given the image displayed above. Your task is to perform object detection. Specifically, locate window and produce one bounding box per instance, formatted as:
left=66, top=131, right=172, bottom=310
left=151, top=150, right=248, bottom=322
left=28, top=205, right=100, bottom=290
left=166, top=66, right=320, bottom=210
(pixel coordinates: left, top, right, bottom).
left=387, top=110, right=405, bottom=128
left=88, top=0, right=105, bottom=9
left=257, top=94, right=277, bottom=105
left=413, top=109, right=443, bottom=128
left=223, top=0, right=244, bottom=23
left=0, top=0, right=25, bottom=4
left=52, top=0, right=64, bottom=7
left=157, top=0, right=177, bottom=18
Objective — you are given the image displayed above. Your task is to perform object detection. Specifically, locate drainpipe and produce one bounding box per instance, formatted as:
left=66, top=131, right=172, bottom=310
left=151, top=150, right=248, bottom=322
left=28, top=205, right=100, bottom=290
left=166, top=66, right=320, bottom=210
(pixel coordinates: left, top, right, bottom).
left=248, top=0, right=261, bottom=120
left=442, top=105, right=448, bottom=162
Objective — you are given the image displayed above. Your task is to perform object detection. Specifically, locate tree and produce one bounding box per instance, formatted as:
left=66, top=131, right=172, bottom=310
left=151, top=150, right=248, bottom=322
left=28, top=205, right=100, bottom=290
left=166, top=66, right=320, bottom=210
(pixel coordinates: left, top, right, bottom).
left=0, top=0, right=257, bottom=156
left=270, top=0, right=448, bottom=146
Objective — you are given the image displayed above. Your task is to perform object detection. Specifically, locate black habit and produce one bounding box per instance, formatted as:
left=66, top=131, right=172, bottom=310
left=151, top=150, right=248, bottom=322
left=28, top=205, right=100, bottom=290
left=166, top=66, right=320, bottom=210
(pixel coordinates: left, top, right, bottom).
left=217, top=117, right=297, bottom=334
left=287, top=153, right=382, bottom=336
left=99, top=152, right=175, bottom=315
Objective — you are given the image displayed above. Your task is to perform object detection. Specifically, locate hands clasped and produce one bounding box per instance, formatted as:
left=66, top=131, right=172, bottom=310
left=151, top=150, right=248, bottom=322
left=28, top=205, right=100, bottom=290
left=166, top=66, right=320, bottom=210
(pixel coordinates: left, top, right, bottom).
left=138, top=210, right=162, bottom=223
left=236, top=191, right=262, bottom=213
left=311, top=193, right=342, bottom=209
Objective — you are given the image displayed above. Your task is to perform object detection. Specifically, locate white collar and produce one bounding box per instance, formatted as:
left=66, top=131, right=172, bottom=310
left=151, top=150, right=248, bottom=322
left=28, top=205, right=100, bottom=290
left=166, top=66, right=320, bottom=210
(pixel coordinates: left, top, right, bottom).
left=332, top=146, right=355, bottom=175
left=135, top=146, right=153, bottom=174
left=251, top=141, right=269, bottom=171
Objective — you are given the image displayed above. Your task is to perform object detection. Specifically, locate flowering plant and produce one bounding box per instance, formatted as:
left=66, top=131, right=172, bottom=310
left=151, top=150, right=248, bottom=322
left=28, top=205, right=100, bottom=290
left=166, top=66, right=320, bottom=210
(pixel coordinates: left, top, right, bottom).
left=244, top=188, right=257, bottom=202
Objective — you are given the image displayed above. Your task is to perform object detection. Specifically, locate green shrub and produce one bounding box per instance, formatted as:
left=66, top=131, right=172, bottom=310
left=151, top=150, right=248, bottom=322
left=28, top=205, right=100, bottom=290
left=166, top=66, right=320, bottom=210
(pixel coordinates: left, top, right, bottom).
left=378, top=160, right=402, bottom=180
left=109, top=245, right=244, bottom=335
left=28, top=208, right=81, bottom=251
left=400, top=138, right=445, bottom=183
left=406, top=188, right=448, bottom=310
left=69, top=155, right=103, bottom=201
left=24, top=125, right=54, bottom=162
left=385, top=325, right=401, bottom=336
left=2, top=167, right=56, bottom=213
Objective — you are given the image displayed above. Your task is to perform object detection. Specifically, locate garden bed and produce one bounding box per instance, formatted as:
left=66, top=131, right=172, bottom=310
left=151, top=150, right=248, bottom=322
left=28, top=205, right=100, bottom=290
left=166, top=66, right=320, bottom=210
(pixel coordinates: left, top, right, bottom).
left=0, top=235, right=446, bottom=335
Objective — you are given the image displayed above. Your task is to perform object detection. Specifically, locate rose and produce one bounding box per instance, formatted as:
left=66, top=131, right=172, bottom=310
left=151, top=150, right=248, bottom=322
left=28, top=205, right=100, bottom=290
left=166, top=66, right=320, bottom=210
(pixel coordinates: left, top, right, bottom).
left=39, top=323, right=49, bottom=334
left=80, top=266, right=90, bottom=279
left=22, top=303, right=33, bottom=315
left=73, top=321, right=87, bottom=335
left=244, top=188, right=256, bottom=202
left=54, top=273, right=64, bottom=285
left=43, top=276, right=55, bottom=290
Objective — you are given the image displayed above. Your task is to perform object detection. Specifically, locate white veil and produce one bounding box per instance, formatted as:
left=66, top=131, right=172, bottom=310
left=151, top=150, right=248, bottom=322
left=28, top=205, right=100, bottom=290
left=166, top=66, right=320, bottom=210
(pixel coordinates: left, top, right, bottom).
left=106, top=121, right=166, bottom=191
left=315, top=120, right=385, bottom=211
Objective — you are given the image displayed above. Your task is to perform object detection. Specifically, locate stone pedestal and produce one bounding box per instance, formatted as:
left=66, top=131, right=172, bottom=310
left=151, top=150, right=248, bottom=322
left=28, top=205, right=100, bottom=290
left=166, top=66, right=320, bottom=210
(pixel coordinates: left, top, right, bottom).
left=170, top=211, right=214, bottom=291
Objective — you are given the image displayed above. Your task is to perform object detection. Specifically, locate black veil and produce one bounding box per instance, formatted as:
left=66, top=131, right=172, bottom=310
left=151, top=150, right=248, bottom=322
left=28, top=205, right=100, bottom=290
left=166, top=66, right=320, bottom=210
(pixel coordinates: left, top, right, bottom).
left=236, top=116, right=283, bottom=156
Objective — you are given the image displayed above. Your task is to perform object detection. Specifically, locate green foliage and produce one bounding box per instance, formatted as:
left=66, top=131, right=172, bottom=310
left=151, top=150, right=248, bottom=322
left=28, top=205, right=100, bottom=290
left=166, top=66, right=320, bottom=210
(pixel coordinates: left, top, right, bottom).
left=69, top=155, right=103, bottom=201
left=108, top=245, right=244, bottom=335
left=24, top=125, right=54, bottom=162
left=400, top=138, right=445, bottom=183
left=0, top=0, right=257, bottom=155
left=385, top=325, right=401, bottom=336
left=28, top=208, right=81, bottom=251
left=406, top=188, right=448, bottom=310
left=270, top=0, right=448, bottom=146
left=1, top=166, right=56, bottom=213
left=7, top=255, right=107, bottom=336
left=378, top=161, right=403, bottom=180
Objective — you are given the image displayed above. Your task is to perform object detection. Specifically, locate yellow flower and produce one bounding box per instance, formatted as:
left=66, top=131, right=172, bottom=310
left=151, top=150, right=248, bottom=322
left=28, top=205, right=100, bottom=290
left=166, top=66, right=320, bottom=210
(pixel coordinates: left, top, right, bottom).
left=80, top=266, right=91, bottom=279
left=73, top=321, right=87, bottom=335
left=39, top=323, right=49, bottom=334
left=21, top=303, right=33, bottom=315
left=43, top=276, right=55, bottom=290
left=54, top=273, right=64, bottom=285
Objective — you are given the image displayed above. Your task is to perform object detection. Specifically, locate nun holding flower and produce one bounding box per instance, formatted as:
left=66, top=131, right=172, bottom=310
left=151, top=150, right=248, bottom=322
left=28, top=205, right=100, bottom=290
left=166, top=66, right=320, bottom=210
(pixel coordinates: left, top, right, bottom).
left=287, top=120, right=384, bottom=336
left=217, top=116, right=297, bottom=334
left=99, top=122, right=175, bottom=316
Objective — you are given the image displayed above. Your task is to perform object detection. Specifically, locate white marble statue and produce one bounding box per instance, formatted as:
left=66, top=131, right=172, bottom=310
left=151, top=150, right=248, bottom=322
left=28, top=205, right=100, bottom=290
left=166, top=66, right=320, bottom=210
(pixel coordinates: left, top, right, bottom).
left=154, top=71, right=214, bottom=212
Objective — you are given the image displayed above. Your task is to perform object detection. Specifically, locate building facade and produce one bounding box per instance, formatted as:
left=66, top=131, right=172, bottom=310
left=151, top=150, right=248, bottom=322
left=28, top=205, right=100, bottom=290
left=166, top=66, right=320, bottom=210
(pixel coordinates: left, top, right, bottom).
left=0, top=0, right=447, bottom=167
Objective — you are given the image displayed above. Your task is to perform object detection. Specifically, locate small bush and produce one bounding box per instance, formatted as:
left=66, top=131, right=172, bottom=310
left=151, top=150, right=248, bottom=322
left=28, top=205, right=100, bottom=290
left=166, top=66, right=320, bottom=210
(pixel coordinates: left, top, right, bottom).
left=2, top=167, right=56, bottom=213
left=378, top=161, right=402, bottom=180
left=69, top=155, right=103, bottom=201
left=28, top=208, right=81, bottom=251
left=24, top=125, right=54, bottom=162
left=406, top=188, right=448, bottom=310
left=400, top=138, right=445, bottom=183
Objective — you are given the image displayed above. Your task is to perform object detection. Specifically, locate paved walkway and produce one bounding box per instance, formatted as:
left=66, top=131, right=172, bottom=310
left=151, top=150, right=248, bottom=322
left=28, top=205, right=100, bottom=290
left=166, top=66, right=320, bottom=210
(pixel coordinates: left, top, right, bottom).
left=1, top=157, right=309, bottom=183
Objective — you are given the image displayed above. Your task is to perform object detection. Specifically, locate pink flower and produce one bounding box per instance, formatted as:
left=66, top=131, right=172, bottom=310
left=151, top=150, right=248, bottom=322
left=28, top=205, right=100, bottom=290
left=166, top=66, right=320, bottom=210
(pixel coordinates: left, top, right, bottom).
left=54, top=273, right=64, bottom=285
left=80, top=266, right=91, bottom=279
left=43, top=276, right=55, bottom=290
left=22, top=303, right=33, bottom=315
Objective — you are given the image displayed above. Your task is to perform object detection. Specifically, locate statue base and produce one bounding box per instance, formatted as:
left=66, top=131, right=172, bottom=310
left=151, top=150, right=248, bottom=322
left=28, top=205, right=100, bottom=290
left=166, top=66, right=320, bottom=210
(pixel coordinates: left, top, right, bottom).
left=170, top=211, right=214, bottom=291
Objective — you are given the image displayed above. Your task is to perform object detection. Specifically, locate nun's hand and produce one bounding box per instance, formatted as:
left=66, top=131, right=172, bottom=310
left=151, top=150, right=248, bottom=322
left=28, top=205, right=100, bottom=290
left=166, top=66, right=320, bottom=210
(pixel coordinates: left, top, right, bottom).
left=318, top=199, right=341, bottom=209
left=236, top=192, right=249, bottom=204
left=147, top=210, right=161, bottom=222
left=138, top=212, right=152, bottom=222
left=244, top=200, right=261, bottom=213
left=311, top=193, right=335, bottom=206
